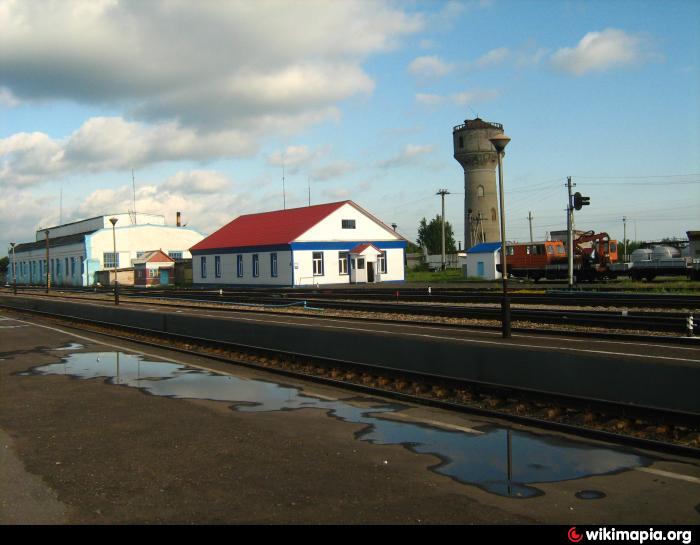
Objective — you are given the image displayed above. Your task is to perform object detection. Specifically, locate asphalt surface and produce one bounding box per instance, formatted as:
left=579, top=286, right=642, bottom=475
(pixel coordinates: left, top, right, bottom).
left=1, top=309, right=699, bottom=524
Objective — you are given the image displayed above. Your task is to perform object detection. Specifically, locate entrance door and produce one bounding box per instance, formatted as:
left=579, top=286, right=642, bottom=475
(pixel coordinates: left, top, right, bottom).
left=477, top=261, right=485, bottom=277
left=367, top=262, right=375, bottom=283
left=160, top=269, right=169, bottom=286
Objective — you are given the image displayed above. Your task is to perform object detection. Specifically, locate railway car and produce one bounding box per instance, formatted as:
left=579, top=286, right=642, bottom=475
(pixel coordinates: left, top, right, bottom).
left=504, top=232, right=619, bottom=282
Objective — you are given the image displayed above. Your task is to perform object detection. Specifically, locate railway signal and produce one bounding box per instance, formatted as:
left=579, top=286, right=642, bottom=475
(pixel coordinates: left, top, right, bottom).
left=573, top=192, right=590, bottom=211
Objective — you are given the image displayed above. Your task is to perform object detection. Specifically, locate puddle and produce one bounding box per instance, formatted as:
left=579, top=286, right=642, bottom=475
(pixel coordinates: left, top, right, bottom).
left=575, top=490, right=607, bottom=500
left=23, top=351, right=654, bottom=498
left=50, top=343, right=85, bottom=351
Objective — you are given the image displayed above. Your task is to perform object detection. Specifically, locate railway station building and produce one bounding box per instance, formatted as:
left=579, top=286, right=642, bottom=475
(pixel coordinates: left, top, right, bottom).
left=10, top=213, right=204, bottom=287
left=190, top=201, right=407, bottom=286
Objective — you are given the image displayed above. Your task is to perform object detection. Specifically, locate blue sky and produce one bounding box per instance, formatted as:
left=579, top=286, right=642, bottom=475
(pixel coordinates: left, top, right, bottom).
left=1, top=0, right=698, bottom=254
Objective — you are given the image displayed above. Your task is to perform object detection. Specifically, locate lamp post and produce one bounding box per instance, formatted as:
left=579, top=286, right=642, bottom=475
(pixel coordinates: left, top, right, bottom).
left=109, top=217, right=119, bottom=305
left=10, top=242, right=16, bottom=295
left=489, top=133, right=512, bottom=338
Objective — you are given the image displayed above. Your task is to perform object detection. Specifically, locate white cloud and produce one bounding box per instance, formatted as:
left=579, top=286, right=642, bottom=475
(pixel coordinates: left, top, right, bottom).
left=0, top=1, right=422, bottom=130
left=475, top=47, right=510, bottom=68
left=415, top=89, right=499, bottom=108
left=266, top=145, right=325, bottom=172
left=161, top=170, right=232, bottom=195
left=0, top=117, right=256, bottom=187
left=377, top=144, right=434, bottom=169
left=408, top=55, right=454, bottom=78
left=550, top=29, right=656, bottom=76
left=311, top=161, right=355, bottom=182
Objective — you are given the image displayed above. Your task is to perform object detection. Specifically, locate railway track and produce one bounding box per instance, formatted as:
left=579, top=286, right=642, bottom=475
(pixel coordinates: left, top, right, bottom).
left=4, top=304, right=698, bottom=458
left=5, top=287, right=697, bottom=335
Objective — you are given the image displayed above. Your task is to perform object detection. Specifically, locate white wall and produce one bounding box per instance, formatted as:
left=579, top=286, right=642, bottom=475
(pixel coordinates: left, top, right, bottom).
left=296, top=202, right=402, bottom=243
left=466, top=252, right=501, bottom=280
left=292, top=248, right=403, bottom=285
left=12, top=242, right=85, bottom=286
left=87, top=225, right=203, bottom=271
left=193, top=250, right=293, bottom=286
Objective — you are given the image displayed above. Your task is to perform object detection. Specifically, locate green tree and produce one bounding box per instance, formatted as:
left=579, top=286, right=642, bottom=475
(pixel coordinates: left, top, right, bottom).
left=416, top=215, right=457, bottom=254
left=0, top=256, right=8, bottom=274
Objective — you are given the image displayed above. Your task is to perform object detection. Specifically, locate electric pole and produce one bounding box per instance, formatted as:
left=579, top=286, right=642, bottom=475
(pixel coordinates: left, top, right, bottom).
left=623, top=216, right=627, bottom=262
left=45, top=230, right=50, bottom=293
left=528, top=211, right=534, bottom=242
left=436, top=189, right=450, bottom=271
left=567, top=176, right=574, bottom=288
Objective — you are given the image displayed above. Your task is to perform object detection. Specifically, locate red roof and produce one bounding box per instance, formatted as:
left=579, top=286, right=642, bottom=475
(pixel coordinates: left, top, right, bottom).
left=349, top=243, right=381, bottom=254
left=190, top=201, right=349, bottom=251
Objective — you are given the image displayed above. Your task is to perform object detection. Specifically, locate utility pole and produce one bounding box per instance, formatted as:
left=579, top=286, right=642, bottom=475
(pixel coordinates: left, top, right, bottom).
left=45, top=230, right=50, bottom=293
left=528, top=211, right=534, bottom=242
left=436, top=189, right=450, bottom=271
left=567, top=176, right=575, bottom=288
left=282, top=163, right=286, bottom=210
left=623, top=216, right=627, bottom=262
left=9, top=243, right=16, bottom=295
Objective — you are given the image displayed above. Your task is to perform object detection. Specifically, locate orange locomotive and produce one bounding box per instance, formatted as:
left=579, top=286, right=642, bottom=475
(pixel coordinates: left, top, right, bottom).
left=504, top=232, right=619, bottom=282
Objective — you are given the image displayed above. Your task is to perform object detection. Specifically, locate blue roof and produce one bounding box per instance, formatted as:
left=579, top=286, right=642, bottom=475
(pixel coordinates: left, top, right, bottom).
left=467, top=242, right=502, bottom=254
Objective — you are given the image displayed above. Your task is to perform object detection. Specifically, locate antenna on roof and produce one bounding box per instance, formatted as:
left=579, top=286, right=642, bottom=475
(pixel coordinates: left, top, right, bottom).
left=468, top=105, right=478, bottom=118
left=59, top=185, right=63, bottom=224
left=131, top=169, right=137, bottom=225
left=282, top=161, right=287, bottom=210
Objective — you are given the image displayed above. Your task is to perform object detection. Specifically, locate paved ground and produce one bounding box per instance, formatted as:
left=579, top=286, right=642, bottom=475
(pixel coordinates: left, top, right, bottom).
left=1, top=309, right=699, bottom=524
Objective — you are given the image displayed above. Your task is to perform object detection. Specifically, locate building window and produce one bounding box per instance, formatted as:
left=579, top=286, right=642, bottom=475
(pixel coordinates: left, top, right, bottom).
left=491, top=208, right=497, bottom=221
left=71, top=257, right=75, bottom=277
left=236, top=255, right=243, bottom=277
left=341, top=219, right=356, bottom=229
left=253, top=254, right=259, bottom=277
left=270, top=253, right=278, bottom=277
left=201, top=256, right=207, bottom=278
left=313, top=252, right=324, bottom=276
left=215, top=256, right=221, bottom=278
left=357, top=258, right=365, bottom=270
left=338, top=251, right=349, bottom=275
left=378, top=251, right=387, bottom=274
left=136, top=251, right=146, bottom=258
left=149, top=268, right=159, bottom=278
left=80, top=257, right=84, bottom=274
left=459, top=136, right=464, bottom=149
left=477, top=185, right=484, bottom=198
left=56, top=259, right=61, bottom=277
left=104, top=252, right=119, bottom=269
left=168, top=251, right=183, bottom=260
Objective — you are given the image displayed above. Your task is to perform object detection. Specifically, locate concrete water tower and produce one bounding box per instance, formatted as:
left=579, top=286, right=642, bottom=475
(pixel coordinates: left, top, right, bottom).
left=453, top=118, right=505, bottom=249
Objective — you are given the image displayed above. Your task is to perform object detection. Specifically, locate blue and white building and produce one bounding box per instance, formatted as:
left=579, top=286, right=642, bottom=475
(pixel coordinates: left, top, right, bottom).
left=10, top=213, right=204, bottom=287
left=190, top=201, right=407, bottom=286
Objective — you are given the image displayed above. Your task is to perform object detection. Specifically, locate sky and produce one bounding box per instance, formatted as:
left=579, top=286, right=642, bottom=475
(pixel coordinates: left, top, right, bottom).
left=1, top=0, right=699, bottom=255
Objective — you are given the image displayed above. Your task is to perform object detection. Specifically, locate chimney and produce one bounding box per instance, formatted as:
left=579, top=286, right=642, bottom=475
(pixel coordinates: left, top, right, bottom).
left=176, top=211, right=181, bottom=227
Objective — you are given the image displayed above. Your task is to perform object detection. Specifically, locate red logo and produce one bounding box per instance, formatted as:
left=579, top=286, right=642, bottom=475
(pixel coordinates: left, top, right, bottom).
left=568, top=527, right=584, bottom=543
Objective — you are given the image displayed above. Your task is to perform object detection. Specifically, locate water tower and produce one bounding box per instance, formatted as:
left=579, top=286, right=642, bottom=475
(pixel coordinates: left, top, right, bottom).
left=453, top=118, right=505, bottom=249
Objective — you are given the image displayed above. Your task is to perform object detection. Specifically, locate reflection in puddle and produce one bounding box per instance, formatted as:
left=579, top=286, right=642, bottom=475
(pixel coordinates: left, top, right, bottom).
left=23, top=351, right=653, bottom=498
left=50, top=343, right=85, bottom=351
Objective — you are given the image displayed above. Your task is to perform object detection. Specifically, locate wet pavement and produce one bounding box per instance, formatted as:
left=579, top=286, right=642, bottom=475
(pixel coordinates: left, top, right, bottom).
left=23, top=349, right=653, bottom=499
left=2, top=310, right=700, bottom=524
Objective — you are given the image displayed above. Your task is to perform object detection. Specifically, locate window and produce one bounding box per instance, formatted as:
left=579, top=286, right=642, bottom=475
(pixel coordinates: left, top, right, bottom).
left=253, top=254, right=259, bottom=277
left=378, top=251, right=387, bottom=274
left=215, top=256, right=221, bottom=278
left=136, top=251, right=147, bottom=258
left=313, top=252, right=324, bottom=276
left=56, top=259, right=61, bottom=277
left=65, top=258, right=69, bottom=276
left=506, top=246, right=514, bottom=256
left=80, top=257, right=84, bottom=274
left=338, top=251, right=349, bottom=275
left=491, top=208, right=497, bottom=221
left=357, top=258, right=365, bottom=269
left=71, top=257, right=75, bottom=276
left=168, top=251, right=183, bottom=260
left=341, top=219, right=356, bottom=229
left=459, top=136, right=464, bottom=149
left=237, top=255, right=243, bottom=277
left=149, top=268, right=159, bottom=278
left=201, top=256, right=207, bottom=278
left=270, top=253, right=278, bottom=277
left=104, top=252, right=119, bottom=269
left=477, top=185, right=484, bottom=198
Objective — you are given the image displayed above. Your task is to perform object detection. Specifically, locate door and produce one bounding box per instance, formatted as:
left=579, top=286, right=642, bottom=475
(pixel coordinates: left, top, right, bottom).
left=477, top=261, right=485, bottom=277
left=160, top=269, right=169, bottom=286
left=367, top=261, right=375, bottom=283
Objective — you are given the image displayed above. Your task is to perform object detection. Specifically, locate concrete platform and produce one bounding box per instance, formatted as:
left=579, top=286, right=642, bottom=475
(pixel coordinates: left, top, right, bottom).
left=1, top=310, right=699, bottom=524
